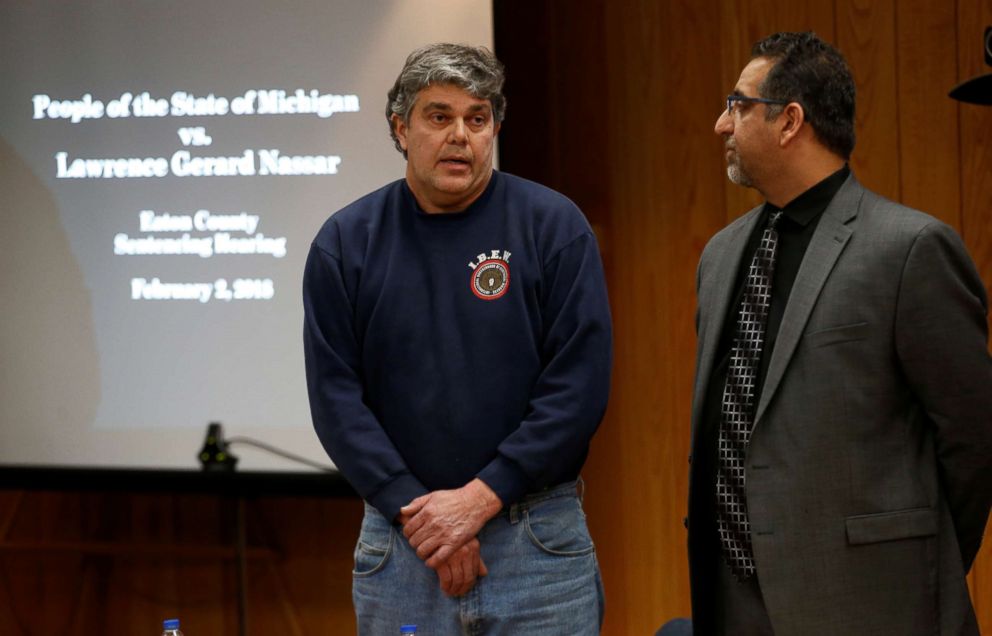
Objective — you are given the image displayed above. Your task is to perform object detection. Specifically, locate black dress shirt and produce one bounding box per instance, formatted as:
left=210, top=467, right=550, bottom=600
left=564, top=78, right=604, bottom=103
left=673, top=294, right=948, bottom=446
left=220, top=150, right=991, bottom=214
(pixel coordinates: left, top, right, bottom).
left=714, top=164, right=850, bottom=394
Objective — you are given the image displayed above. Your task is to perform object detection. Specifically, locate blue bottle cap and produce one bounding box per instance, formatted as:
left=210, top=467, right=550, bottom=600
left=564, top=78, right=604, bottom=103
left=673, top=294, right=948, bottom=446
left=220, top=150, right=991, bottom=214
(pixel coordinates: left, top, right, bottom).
left=400, top=625, right=417, bottom=634
left=163, top=618, right=180, bottom=629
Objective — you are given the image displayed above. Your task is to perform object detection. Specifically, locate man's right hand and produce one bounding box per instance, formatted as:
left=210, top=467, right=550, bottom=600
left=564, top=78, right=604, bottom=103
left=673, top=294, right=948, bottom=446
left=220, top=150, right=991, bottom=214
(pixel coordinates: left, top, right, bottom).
left=433, top=537, right=488, bottom=597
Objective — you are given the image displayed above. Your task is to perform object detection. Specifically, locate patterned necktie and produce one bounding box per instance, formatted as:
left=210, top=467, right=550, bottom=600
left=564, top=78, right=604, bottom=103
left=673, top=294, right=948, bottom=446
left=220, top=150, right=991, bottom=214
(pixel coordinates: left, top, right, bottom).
left=715, top=210, right=783, bottom=580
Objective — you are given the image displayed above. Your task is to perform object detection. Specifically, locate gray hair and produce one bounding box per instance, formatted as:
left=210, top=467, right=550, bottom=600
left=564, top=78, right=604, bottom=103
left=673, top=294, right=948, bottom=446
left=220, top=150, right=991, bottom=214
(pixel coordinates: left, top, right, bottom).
left=386, top=43, right=506, bottom=154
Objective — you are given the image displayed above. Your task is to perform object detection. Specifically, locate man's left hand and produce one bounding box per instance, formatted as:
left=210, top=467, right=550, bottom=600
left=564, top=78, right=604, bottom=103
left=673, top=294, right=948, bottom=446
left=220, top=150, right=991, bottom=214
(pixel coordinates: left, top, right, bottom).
left=434, top=537, right=488, bottom=597
left=401, top=478, right=502, bottom=568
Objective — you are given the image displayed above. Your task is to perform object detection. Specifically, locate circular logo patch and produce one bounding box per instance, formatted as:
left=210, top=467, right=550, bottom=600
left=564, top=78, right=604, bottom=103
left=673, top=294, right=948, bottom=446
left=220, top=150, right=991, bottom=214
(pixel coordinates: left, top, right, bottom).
left=471, top=259, right=510, bottom=300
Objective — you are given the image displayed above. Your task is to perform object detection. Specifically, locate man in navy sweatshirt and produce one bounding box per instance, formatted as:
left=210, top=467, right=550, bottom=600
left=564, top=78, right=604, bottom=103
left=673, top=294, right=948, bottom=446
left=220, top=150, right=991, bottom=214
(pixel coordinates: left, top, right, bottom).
left=303, top=44, right=613, bottom=634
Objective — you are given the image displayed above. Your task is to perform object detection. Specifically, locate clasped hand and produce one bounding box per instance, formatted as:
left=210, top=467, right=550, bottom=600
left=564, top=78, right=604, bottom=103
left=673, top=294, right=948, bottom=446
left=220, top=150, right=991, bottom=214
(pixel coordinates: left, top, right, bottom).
left=398, top=478, right=502, bottom=597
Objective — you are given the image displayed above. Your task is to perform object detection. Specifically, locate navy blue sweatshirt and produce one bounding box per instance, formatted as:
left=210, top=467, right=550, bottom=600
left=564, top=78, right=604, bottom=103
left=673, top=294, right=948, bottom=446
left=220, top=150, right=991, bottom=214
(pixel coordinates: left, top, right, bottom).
left=303, top=171, right=612, bottom=522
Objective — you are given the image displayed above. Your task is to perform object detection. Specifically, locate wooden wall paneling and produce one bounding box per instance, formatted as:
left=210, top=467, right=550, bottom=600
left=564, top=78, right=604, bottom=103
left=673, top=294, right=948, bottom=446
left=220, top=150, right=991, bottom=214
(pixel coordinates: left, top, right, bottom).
left=251, top=497, right=363, bottom=633
left=717, top=0, right=836, bottom=70
left=595, top=6, right=668, bottom=631
left=0, top=491, right=360, bottom=634
left=972, top=515, right=992, bottom=632
left=718, top=0, right=764, bottom=222
left=0, top=553, right=82, bottom=634
left=493, top=0, right=612, bottom=228
left=957, top=2, right=992, bottom=300
left=836, top=0, right=901, bottom=200
left=957, top=2, right=992, bottom=632
left=496, top=4, right=632, bottom=634
left=0, top=492, right=22, bottom=634
left=0, top=492, right=94, bottom=634
left=99, top=493, right=232, bottom=633
left=494, top=7, right=623, bottom=626
left=896, top=0, right=961, bottom=226
left=104, top=495, right=224, bottom=633
left=595, top=0, right=726, bottom=633
left=523, top=3, right=628, bottom=636
left=543, top=2, right=612, bottom=232
left=718, top=0, right=837, bottom=223
left=598, top=0, right=656, bottom=627
left=493, top=2, right=555, bottom=187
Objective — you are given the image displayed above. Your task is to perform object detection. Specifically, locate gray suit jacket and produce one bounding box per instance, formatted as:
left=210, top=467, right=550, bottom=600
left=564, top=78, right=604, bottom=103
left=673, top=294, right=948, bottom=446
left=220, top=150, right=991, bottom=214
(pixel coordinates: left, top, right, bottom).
left=688, top=175, right=992, bottom=635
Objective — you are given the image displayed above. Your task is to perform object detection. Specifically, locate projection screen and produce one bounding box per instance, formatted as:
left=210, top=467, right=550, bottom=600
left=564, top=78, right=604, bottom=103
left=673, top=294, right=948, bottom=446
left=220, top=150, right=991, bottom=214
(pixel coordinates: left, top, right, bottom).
left=0, top=0, right=494, bottom=472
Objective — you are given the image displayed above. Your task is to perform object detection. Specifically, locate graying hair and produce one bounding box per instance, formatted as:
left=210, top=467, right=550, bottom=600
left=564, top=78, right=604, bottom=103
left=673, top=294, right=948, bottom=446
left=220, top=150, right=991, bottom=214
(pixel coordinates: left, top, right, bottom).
left=386, top=43, right=506, bottom=154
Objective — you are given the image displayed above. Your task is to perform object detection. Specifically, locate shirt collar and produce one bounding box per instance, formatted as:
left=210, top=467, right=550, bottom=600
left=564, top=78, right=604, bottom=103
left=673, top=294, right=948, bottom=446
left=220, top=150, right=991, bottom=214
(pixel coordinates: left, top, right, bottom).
left=765, top=165, right=850, bottom=228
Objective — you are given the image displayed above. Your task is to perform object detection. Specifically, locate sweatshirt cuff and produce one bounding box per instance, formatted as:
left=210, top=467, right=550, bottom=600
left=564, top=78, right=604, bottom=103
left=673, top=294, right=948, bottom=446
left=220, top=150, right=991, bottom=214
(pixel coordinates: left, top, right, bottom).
left=477, top=455, right=531, bottom=507
left=367, top=472, right=429, bottom=524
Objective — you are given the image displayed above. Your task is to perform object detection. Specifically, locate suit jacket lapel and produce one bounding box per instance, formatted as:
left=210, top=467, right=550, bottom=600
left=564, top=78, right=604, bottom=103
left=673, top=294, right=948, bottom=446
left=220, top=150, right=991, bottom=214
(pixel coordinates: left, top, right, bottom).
left=753, top=175, right=863, bottom=426
left=692, top=208, right=762, bottom=438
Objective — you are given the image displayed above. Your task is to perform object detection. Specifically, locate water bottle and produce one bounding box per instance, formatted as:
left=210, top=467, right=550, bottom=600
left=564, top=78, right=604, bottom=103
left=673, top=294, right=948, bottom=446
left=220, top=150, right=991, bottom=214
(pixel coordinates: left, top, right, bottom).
left=162, top=618, right=184, bottom=636
left=400, top=625, right=417, bottom=635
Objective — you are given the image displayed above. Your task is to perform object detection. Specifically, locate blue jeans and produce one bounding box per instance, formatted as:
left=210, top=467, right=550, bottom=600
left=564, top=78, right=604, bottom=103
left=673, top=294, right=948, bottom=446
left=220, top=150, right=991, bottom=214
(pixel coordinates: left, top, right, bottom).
left=352, top=481, right=605, bottom=635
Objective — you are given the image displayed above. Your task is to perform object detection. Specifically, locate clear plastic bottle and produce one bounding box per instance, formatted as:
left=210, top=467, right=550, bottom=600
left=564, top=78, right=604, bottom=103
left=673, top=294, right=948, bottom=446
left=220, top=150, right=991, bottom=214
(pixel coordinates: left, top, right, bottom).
left=400, top=625, right=417, bottom=635
left=162, top=618, right=184, bottom=636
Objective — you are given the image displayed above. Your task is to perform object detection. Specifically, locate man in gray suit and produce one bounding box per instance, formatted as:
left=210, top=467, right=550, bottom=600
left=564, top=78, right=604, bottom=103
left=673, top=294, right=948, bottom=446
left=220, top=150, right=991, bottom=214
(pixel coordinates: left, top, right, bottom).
left=689, top=32, right=992, bottom=635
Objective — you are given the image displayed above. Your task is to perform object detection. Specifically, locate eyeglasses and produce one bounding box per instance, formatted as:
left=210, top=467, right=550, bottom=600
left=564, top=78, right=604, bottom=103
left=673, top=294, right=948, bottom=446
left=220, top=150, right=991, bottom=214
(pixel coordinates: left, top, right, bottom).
left=726, top=94, right=789, bottom=114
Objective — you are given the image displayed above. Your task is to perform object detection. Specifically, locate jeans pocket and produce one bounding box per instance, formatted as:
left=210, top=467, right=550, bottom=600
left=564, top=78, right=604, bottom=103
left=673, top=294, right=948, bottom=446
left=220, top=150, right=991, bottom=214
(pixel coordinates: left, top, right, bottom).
left=353, top=508, right=394, bottom=577
left=524, top=495, right=595, bottom=557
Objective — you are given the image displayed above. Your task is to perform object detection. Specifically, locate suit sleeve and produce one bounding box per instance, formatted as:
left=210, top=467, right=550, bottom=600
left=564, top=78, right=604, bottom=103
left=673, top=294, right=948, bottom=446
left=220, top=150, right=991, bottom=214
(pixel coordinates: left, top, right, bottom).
left=303, top=238, right=428, bottom=522
left=894, top=222, right=992, bottom=571
left=476, top=232, right=613, bottom=505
